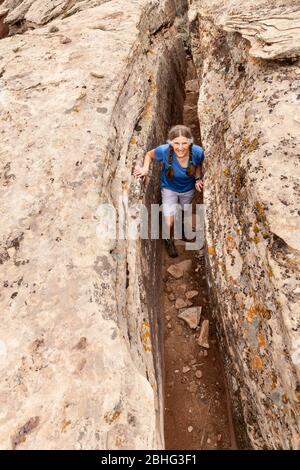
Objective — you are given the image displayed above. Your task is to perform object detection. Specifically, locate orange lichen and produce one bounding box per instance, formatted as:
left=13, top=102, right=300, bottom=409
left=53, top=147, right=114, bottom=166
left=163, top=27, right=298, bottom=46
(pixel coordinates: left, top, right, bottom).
left=223, top=168, right=230, bottom=177
left=251, top=355, right=263, bottom=369
left=258, top=334, right=266, bottom=349
left=226, top=235, right=236, bottom=251
left=142, top=320, right=151, bottom=352
left=104, top=410, right=121, bottom=424
left=271, top=373, right=277, bottom=390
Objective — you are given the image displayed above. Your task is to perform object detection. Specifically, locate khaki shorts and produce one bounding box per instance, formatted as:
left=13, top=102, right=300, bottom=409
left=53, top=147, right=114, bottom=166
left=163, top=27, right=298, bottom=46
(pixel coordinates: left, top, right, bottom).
left=161, top=188, right=195, bottom=216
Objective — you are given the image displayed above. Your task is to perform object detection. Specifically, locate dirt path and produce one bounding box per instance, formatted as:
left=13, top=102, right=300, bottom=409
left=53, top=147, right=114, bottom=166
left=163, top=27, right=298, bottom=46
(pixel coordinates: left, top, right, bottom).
left=163, top=59, right=237, bottom=450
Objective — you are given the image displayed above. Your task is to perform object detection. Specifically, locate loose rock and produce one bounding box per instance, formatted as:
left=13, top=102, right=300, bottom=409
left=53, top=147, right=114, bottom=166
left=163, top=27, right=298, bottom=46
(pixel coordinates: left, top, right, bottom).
left=177, top=306, right=202, bottom=329
left=49, top=26, right=59, bottom=33
left=197, top=319, right=209, bottom=349
left=185, top=290, right=198, bottom=299
left=167, top=264, right=183, bottom=279
left=60, top=36, right=72, bottom=44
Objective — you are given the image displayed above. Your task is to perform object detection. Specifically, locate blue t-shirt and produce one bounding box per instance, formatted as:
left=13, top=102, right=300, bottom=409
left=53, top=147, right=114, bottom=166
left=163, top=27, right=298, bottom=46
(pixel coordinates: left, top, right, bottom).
left=154, top=143, right=204, bottom=193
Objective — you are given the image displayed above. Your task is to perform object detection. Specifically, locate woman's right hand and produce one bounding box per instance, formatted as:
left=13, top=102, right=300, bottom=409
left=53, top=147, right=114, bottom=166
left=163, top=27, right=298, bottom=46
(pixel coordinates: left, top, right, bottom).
left=133, top=165, right=148, bottom=178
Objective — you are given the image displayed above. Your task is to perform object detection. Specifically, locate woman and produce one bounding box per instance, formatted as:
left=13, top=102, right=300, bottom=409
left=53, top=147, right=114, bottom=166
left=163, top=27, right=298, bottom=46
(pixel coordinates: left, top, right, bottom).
left=134, top=125, right=204, bottom=258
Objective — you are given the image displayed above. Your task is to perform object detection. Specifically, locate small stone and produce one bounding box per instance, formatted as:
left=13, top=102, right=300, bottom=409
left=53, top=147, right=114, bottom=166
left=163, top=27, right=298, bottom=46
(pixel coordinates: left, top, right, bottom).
left=165, top=284, right=173, bottom=293
left=217, top=434, right=222, bottom=442
left=168, top=293, right=176, bottom=301
left=174, top=370, right=179, bottom=373
left=166, top=315, right=171, bottom=321
left=175, top=298, right=188, bottom=309
left=204, top=350, right=208, bottom=357
left=190, top=358, right=197, bottom=365
left=185, top=290, right=198, bottom=299
left=188, top=426, right=193, bottom=433
left=167, top=323, right=172, bottom=329
left=197, top=319, right=209, bottom=348
left=207, top=438, right=211, bottom=444
left=189, top=382, right=198, bottom=393
left=49, top=25, right=59, bottom=33
left=60, top=36, right=72, bottom=44
left=195, top=370, right=203, bottom=379
left=177, top=306, right=202, bottom=329
left=90, top=71, right=105, bottom=78
left=176, top=259, right=192, bottom=273
left=182, top=366, right=190, bottom=373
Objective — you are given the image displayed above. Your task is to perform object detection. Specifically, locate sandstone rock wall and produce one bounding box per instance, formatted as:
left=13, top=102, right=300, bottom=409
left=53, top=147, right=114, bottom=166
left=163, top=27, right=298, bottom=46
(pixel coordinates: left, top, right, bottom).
left=189, top=0, right=300, bottom=450
left=0, top=0, right=187, bottom=449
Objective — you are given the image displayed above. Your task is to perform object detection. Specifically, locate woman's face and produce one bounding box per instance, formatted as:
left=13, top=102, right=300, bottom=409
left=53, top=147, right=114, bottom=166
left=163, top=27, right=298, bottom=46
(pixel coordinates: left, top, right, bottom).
left=171, top=136, right=191, bottom=159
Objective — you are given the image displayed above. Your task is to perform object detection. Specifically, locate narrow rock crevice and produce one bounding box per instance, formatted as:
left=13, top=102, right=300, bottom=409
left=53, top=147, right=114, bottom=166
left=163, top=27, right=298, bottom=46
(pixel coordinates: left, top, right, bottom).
left=162, top=57, right=238, bottom=450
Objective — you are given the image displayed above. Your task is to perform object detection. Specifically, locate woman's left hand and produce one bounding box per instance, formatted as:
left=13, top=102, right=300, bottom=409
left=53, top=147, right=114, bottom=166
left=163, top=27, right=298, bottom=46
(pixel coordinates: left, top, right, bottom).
left=195, top=179, right=203, bottom=192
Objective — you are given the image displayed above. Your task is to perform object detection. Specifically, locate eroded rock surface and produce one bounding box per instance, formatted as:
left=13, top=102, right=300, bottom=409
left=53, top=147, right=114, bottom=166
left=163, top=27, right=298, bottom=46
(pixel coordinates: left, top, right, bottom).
left=0, top=0, right=187, bottom=450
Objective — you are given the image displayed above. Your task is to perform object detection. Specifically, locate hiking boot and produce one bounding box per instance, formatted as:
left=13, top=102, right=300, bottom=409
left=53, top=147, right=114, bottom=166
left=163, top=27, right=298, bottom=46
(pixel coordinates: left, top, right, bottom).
left=164, top=238, right=178, bottom=258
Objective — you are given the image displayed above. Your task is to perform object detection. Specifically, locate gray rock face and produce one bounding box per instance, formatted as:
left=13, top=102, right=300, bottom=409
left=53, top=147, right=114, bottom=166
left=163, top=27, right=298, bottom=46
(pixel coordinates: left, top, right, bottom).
left=0, top=0, right=187, bottom=450
left=189, top=0, right=300, bottom=450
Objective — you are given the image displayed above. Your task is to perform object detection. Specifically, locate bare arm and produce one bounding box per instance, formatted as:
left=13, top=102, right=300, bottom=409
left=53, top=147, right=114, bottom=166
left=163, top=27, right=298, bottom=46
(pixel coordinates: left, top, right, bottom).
left=134, top=149, right=156, bottom=178
left=195, top=163, right=204, bottom=192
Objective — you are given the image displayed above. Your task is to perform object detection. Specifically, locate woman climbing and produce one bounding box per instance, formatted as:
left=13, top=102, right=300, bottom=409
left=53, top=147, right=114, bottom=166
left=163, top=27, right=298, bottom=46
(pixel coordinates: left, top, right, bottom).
left=134, top=125, right=204, bottom=258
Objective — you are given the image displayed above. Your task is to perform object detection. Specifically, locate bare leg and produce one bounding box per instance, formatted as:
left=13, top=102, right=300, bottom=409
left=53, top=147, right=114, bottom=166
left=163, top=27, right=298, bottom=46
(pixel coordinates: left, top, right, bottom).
left=163, top=215, right=178, bottom=258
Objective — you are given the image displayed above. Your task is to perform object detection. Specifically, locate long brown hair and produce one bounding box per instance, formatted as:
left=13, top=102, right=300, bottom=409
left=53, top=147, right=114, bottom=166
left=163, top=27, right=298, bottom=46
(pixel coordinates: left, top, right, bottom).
left=166, top=125, right=196, bottom=180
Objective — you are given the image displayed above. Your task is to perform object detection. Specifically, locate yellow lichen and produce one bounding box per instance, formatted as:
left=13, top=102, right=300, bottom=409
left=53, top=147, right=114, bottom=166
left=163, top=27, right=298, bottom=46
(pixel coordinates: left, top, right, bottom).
left=242, top=137, right=259, bottom=152
left=258, top=334, right=266, bottom=349
left=223, top=168, right=230, bottom=177
left=255, top=200, right=267, bottom=223
left=260, top=306, right=271, bottom=320
left=130, top=136, right=138, bottom=145
left=104, top=410, right=121, bottom=424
